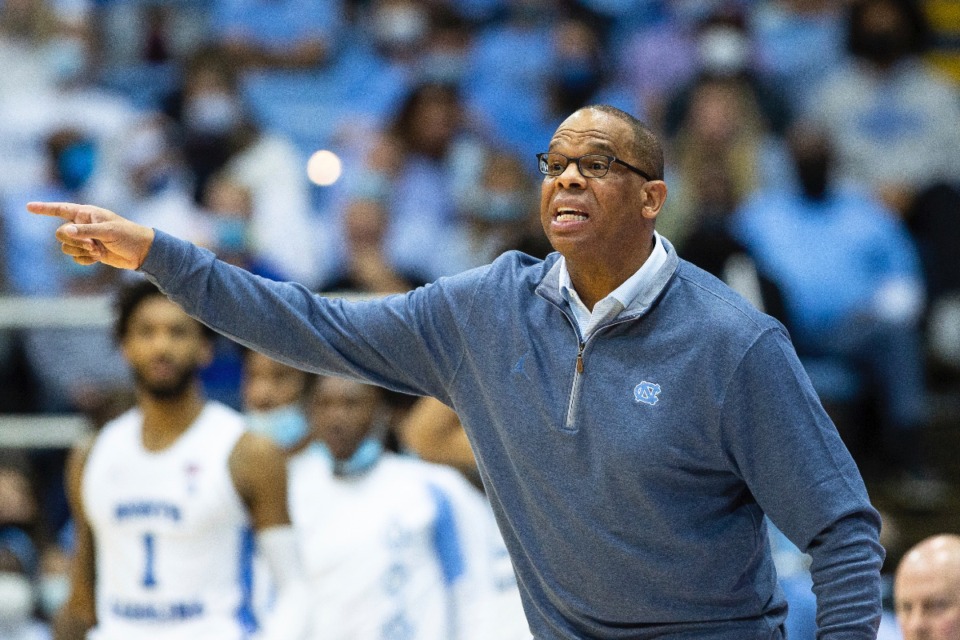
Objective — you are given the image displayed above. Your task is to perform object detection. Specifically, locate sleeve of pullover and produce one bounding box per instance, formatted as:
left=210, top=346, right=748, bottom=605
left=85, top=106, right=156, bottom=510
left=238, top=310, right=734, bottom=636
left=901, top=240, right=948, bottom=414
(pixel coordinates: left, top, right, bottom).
left=139, top=230, right=480, bottom=403
left=806, top=513, right=885, bottom=639
left=719, top=327, right=884, bottom=638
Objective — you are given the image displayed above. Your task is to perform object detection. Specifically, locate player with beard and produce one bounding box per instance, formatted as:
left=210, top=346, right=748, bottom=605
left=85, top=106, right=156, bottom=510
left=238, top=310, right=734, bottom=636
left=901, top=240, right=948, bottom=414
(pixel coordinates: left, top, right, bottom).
left=53, top=279, right=311, bottom=640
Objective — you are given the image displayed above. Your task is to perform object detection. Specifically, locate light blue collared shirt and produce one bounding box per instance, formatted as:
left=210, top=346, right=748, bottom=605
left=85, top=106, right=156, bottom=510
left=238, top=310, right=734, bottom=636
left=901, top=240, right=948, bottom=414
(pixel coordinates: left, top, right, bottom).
left=559, top=231, right=667, bottom=339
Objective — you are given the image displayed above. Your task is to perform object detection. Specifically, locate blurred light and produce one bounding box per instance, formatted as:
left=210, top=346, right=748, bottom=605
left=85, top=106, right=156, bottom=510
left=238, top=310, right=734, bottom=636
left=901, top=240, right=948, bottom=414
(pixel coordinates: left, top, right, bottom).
left=307, top=150, right=342, bottom=186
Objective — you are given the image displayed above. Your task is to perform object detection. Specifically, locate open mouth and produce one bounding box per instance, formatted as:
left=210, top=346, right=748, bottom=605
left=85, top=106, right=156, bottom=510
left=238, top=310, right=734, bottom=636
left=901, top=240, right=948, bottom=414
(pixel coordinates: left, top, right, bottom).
left=555, top=207, right=589, bottom=222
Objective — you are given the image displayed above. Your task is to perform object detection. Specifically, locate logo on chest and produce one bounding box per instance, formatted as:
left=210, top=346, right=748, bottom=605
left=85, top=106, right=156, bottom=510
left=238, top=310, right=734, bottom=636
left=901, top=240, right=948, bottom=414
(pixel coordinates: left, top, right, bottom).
left=185, top=462, right=203, bottom=494
left=633, top=381, right=662, bottom=406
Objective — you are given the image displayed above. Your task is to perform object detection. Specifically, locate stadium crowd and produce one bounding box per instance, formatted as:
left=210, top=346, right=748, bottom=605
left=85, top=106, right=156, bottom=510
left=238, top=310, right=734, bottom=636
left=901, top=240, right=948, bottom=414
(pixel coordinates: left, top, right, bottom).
left=0, top=0, right=959, bottom=638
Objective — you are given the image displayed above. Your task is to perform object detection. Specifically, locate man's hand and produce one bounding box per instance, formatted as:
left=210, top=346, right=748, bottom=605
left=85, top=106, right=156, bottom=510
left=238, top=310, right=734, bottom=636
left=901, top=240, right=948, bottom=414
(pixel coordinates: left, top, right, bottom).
left=27, top=202, right=155, bottom=270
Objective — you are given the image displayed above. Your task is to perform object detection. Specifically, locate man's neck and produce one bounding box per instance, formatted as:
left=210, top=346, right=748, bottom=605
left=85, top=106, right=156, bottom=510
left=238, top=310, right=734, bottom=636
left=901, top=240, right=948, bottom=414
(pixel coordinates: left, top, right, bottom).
left=138, top=384, right=207, bottom=452
left=565, top=240, right=654, bottom=311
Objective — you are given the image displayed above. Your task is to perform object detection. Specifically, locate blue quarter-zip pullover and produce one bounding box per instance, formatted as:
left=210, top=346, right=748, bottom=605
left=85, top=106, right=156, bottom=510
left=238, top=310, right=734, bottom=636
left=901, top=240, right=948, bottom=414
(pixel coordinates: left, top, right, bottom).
left=141, top=230, right=883, bottom=640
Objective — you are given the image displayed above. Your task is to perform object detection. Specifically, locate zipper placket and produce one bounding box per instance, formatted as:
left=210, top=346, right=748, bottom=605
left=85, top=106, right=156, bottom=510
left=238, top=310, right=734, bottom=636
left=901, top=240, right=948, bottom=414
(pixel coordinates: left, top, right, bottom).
left=564, top=339, right=586, bottom=432
left=562, top=313, right=642, bottom=432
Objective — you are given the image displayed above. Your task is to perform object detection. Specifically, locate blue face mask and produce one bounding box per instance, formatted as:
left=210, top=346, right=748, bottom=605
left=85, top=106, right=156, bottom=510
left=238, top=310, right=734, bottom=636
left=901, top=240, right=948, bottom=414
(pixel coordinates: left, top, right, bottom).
left=332, top=437, right=383, bottom=477
left=246, top=406, right=309, bottom=450
left=56, top=141, right=97, bottom=191
left=212, top=217, right=249, bottom=253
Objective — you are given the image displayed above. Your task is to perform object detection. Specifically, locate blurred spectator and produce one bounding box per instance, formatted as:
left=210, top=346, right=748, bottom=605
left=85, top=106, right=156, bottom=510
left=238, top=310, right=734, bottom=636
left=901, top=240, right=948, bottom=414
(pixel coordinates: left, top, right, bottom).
left=199, top=174, right=286, bottom=281
left=187, top=174, right=296, bottom=409
left=122, top=114, right=206, bottom=244
left=290, top=375, right=505, bottom=639
left=614, top=2, right=701, bottom=133
left=93, top=1, right=205, bottom=111
left=750, top=0, right=846, bottom=105
left=237, top=349, right=310, bottom=625
left=163, top=46, right=326, bottom=285
left=0, top=0, right=60, bottom=100
left=0, top=0, right=91, bottom=98
left=663, top=73, right=788, bottom=249
left=677, top=163, right=788, bottom=324
left=397, top=396, right=478, bottom=487
left=466, top=13, right=633, bottom=164
left=416, top=6, right=473, bottom=87
left=444, top=150, right=540, bottom=273
left=1, top=127, right=99, bottom=296
left=807, top=0, right=960, bottom=216
left=320, top=196, right=427, bottom=295
left=309, top=0, right=437, bottom=136
left=650, top=3, right=793, bottom=138
left=0, top=16, right=138, bottom=199
left=162, top=45, right=256, bottom=196
left=904, top=182, right=960, bottom=387
left=339, top=82, right=487, bottom=281
left=732, top=121, right=942, bottom=505
left=0, top=128, right=132, bottom=413
left=893, top=534, right=960, bottom=640
left=209, top=0, right=343, bottom=71
left=904, top=183, right=960, bottom=307
left=546, top=18, right=609, bottom=122
left=464, top=0, right=561, bottom=159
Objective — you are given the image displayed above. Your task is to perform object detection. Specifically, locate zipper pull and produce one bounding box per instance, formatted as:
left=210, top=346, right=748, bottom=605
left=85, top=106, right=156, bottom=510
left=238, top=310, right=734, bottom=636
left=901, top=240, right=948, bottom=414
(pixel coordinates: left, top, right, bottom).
left=576, top=342, right=585, bottom=374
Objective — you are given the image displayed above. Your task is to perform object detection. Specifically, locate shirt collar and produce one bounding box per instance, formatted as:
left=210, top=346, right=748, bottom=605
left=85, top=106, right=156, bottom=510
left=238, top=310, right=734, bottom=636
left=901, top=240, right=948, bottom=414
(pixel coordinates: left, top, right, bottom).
left=559, top=231, right=668, bottom=312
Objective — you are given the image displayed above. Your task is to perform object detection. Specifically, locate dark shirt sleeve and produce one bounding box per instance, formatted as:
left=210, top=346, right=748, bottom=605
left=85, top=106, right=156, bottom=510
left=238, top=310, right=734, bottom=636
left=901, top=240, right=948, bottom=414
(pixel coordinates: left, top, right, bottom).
left=719, top=327, right=884, bottom=639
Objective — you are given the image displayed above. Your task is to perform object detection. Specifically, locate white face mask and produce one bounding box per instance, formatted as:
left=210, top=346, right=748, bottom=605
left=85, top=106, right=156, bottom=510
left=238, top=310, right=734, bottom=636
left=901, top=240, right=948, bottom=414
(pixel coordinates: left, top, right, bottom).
left=185, top=92, right=242, bottom=136
left=0, top=572, right=34, bottom=631
left=372, top=5, right=429, bottom=48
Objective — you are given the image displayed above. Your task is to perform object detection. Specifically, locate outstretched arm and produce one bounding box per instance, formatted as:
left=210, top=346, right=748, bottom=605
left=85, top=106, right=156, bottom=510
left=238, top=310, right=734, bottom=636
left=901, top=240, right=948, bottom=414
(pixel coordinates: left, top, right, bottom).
left=27, top=202, right=155, bottom=270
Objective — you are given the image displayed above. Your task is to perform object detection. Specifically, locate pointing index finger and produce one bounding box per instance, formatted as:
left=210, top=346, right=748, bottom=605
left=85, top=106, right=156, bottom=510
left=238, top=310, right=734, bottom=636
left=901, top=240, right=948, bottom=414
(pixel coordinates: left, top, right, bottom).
left=27, top=201, right=84, bottom=221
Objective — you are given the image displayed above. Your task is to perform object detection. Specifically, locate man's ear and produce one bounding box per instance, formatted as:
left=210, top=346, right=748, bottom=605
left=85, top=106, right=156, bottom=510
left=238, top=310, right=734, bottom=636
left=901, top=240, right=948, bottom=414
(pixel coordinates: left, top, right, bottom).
left=641, top=181, right=668, bottom=221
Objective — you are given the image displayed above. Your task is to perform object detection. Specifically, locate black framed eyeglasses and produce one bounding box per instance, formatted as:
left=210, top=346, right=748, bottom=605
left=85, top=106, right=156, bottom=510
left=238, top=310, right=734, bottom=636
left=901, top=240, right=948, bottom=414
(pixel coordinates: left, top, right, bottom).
left=536, top=152, right=653, bottom=180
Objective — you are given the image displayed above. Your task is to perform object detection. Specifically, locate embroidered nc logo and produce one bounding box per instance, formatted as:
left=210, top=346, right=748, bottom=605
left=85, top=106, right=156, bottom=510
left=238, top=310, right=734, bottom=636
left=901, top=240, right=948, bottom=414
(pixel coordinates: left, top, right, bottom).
left=633, top=381, right=662, bottom=406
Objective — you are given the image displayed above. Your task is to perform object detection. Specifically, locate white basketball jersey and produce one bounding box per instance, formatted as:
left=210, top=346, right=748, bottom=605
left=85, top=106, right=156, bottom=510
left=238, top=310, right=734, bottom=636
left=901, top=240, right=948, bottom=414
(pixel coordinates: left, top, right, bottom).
left=288, top=447, right=473, bottom=640
left=82, top=402, right=255, bottom=640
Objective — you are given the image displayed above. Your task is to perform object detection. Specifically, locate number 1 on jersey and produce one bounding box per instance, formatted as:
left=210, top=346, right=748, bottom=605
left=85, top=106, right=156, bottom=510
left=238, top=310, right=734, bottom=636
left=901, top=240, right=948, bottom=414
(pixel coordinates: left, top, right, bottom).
left=142, top=532, right=158, bottom=588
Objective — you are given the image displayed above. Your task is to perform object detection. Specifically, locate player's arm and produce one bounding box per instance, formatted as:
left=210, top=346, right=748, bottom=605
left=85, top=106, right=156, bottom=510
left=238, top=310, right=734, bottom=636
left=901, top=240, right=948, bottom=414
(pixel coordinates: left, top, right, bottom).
left=53, top=439, right=98, bottom=640
left=229, top=432, right=311, bottom=640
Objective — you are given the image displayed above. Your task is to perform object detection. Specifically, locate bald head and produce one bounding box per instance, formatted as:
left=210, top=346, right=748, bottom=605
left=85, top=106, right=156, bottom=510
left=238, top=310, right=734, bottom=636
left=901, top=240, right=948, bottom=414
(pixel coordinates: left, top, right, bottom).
left=895, top=535, right=960, bottom=640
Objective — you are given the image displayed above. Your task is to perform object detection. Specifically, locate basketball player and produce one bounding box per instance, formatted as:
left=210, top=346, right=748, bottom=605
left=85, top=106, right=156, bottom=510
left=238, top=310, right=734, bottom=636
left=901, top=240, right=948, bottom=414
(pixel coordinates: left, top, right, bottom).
left=289, top=374, right=498, bottom=639
left=241, top=349, right=311, bottom=455
left=53, top=279, right=310, bottom=640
